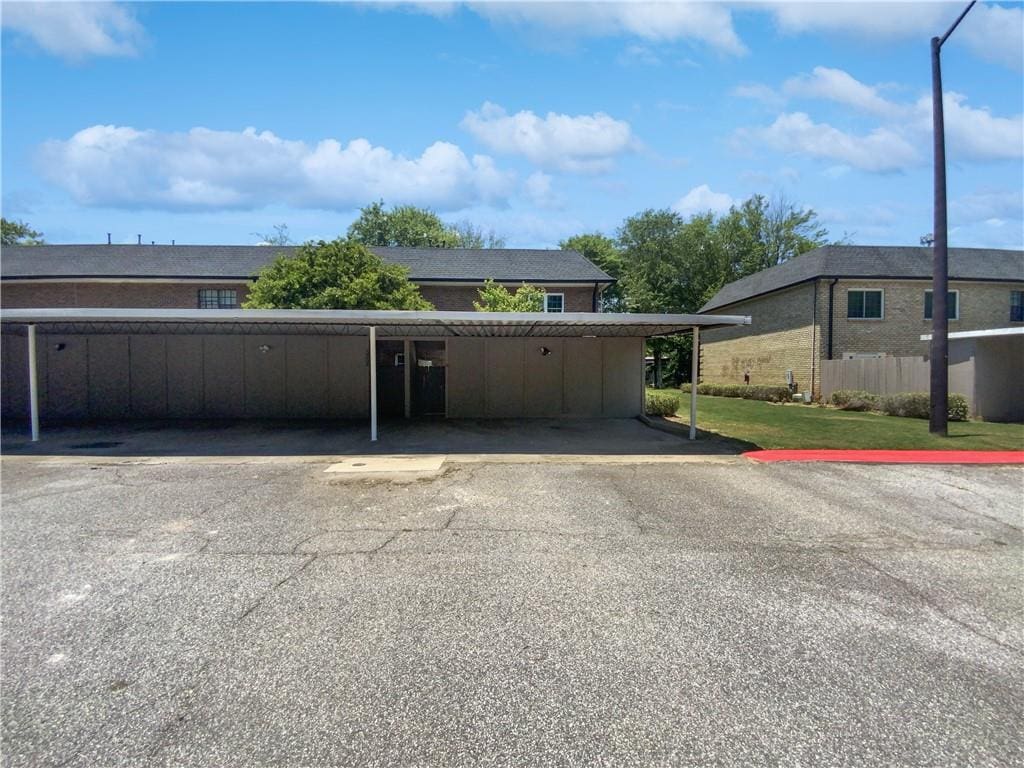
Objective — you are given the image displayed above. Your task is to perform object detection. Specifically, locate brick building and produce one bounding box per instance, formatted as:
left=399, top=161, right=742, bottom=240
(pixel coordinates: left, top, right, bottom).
left=698, top=245, right=1024, bottom=398
left=0, top=244, right=612, bottom=312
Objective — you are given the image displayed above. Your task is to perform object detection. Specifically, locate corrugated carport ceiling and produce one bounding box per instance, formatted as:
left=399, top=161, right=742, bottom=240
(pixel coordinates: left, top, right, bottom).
left=0, top=309, right=750, bottom=338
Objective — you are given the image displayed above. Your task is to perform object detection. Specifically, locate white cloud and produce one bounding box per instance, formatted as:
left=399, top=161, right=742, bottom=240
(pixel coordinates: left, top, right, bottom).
left=766, top=2, right=950, bottom=39
left=914, top=92, right=1024, bottom=162
left=522, top=172, right=562, bottom=209
left=957, top=3, right=1024, bottom=71
left=735, top=67, right=1022, bottom=171
left=1, top=2, right=144, bottom=60
left=764, top=1, right=1022, bottom=71
left=467, top=1, right=746, bottom=55
left=732, top=83, right=785, bottom=108
left=735, top=112, right=919, bottom=173
left=673, top=184, right=734, bottom=217
left=460, top=102, right=636, bottom=173
left=38, top=125, right=515, bottom=211
left=951, top=189, right=1024, bottom=225
left=782, top=67, right=899, bottom=118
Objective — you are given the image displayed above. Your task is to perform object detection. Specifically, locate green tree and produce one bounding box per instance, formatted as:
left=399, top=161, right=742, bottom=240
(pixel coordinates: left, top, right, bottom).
left=347, top=201, right=460, bottom=248
left=617, top=209, right=727, bottom=385
left=451, top=221, right=506, bottom=248
left=2, top=218, right=44, bottom=245
left=560, top=233, right=624, bottom=311
left=473, top=279, right=545, bottom=312
left=715, top=194, right=828, bottom=286
left=243, top=239, right=433, bottom=310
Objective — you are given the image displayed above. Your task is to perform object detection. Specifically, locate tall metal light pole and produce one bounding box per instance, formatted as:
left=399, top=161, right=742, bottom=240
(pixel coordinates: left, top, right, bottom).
left=929, top=0, right=975, bottom=435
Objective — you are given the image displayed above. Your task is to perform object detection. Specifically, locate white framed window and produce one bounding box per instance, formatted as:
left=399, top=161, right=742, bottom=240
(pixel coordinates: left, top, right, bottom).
left=198, top=289, right=238, bottom=309
left=924, top=289, right=959, bottom=320
left=1010, top=290, right=1023, bottom=322
left=847, top=289, right=884, bottom=320
left=544, top=293, right=565, bottom=313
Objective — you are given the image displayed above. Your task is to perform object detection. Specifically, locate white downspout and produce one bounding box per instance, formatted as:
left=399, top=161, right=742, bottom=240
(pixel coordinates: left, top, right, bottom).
left=369, top=326, right=378, bottom=441
left=689, top=325, right=699, bottom=441
left=27, top=324, right=40, bottom=442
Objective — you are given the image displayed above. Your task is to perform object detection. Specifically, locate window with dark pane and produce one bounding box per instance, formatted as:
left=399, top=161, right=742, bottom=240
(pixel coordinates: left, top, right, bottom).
left=924, top=290, right=958, bottom=320
left=198, top=289, right=238, bottom=309
left=1012, top=291, right=1024, bottom=322
left=846, top=289, right=882, bottom=319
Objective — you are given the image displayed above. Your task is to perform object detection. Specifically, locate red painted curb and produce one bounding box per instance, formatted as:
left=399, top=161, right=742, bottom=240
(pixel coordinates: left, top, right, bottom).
left=743, top=449, right=1024, bottom=464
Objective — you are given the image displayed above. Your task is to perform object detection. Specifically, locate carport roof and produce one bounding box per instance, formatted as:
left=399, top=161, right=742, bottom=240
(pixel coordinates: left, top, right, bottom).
left=0, top=308, right=750, bottom=338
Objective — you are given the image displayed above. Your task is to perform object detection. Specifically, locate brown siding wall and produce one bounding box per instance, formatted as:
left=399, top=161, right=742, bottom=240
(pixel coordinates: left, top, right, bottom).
left=2, top=333, right=642, bottom=421
left=1, top=281, right=599, bottom=312
left=0, top=282, right=251, bottom=309
left=447, top=336, right=642, bottom=418
left=1, top=332, right=370, bottom=421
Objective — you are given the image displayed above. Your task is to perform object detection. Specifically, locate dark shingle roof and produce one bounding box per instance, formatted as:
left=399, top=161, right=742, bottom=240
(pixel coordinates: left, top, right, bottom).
left=700, top=245, right=1024, bottom=312
left=0, top=244, right=613, bottom=284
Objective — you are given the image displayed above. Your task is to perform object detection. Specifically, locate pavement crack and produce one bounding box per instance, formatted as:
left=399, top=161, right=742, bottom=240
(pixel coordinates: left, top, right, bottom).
left=364, top=531, right=400, bottom=555
left=235, top=554, right=318, bottom=624
left=289, top=530, right=326, bottom=555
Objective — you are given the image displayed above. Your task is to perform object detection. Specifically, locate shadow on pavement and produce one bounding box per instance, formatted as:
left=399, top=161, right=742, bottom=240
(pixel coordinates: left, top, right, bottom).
left=1, top=417, right=750, bottom=458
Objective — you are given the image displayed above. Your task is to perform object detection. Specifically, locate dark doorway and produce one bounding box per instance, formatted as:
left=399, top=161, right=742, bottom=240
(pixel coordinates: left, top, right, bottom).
left=411, top=341, right=446, bottom=417
left=376, top=340, right=406, bottom=417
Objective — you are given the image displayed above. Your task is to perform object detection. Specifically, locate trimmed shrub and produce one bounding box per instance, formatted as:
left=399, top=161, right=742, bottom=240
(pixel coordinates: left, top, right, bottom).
left=948, top=394, right=969, bottom=422
left=830, top=389, right=879, bottom=412
left=646, top=390, right=681, bottom=416
left=680, top=383, right=793, bottom=403
left=879, top=392, right=930, bottom=419
left=878, top=392, right=970, bottom=421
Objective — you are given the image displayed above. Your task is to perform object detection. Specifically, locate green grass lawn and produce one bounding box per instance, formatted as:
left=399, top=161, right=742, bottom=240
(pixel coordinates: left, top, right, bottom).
left=653, top=391, right=1024, bottom=451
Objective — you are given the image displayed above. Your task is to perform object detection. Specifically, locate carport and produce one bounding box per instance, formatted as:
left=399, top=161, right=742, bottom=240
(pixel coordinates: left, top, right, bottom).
left=1, top=308, right=750, bottom=442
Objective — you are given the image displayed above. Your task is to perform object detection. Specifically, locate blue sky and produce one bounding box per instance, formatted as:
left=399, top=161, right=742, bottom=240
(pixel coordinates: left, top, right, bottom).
left=2, top=1, right=1022, bottom=249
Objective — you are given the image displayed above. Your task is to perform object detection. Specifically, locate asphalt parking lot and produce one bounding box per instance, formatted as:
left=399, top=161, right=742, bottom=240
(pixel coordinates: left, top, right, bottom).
left=2, top=448, right=1022, bottom=766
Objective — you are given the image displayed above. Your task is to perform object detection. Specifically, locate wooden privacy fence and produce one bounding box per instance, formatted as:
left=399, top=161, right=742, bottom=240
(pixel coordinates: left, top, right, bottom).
left=820, top=356, right=975, bottom=405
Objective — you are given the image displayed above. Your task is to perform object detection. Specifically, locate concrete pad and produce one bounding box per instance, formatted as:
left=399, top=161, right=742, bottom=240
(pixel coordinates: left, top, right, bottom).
left=324, top=454, right=446, bottom=474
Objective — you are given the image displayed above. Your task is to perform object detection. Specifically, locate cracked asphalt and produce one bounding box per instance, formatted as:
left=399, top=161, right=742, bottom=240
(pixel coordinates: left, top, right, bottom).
left=1, top=455, right=1022, bottom=766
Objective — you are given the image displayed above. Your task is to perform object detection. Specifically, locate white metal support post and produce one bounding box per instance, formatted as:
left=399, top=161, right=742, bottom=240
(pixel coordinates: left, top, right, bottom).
left=369, top=326, right=378, bottom=441
left=689, top=325, right=699, bottom=440
left=27, top=324, right=40, bottom=442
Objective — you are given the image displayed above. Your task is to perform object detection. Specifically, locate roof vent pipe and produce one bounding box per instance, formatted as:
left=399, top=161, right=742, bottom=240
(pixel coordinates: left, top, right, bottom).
left=107, top=233, right=111, bottom=245
left=172, top=239, right=175, bottom=246
left=137, top=234, right=142, bottom=245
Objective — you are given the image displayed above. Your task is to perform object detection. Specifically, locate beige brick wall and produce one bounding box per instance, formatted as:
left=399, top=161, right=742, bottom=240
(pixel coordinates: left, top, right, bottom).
left=0, top=281, right=252, bottom=309
left=700, top=278, right=1024, bottom=397
left=417, top=284, right=595, bottom=312
left=830, top=279, right=1024, bottom=357
left=700, top=282, right=820, bottom=394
